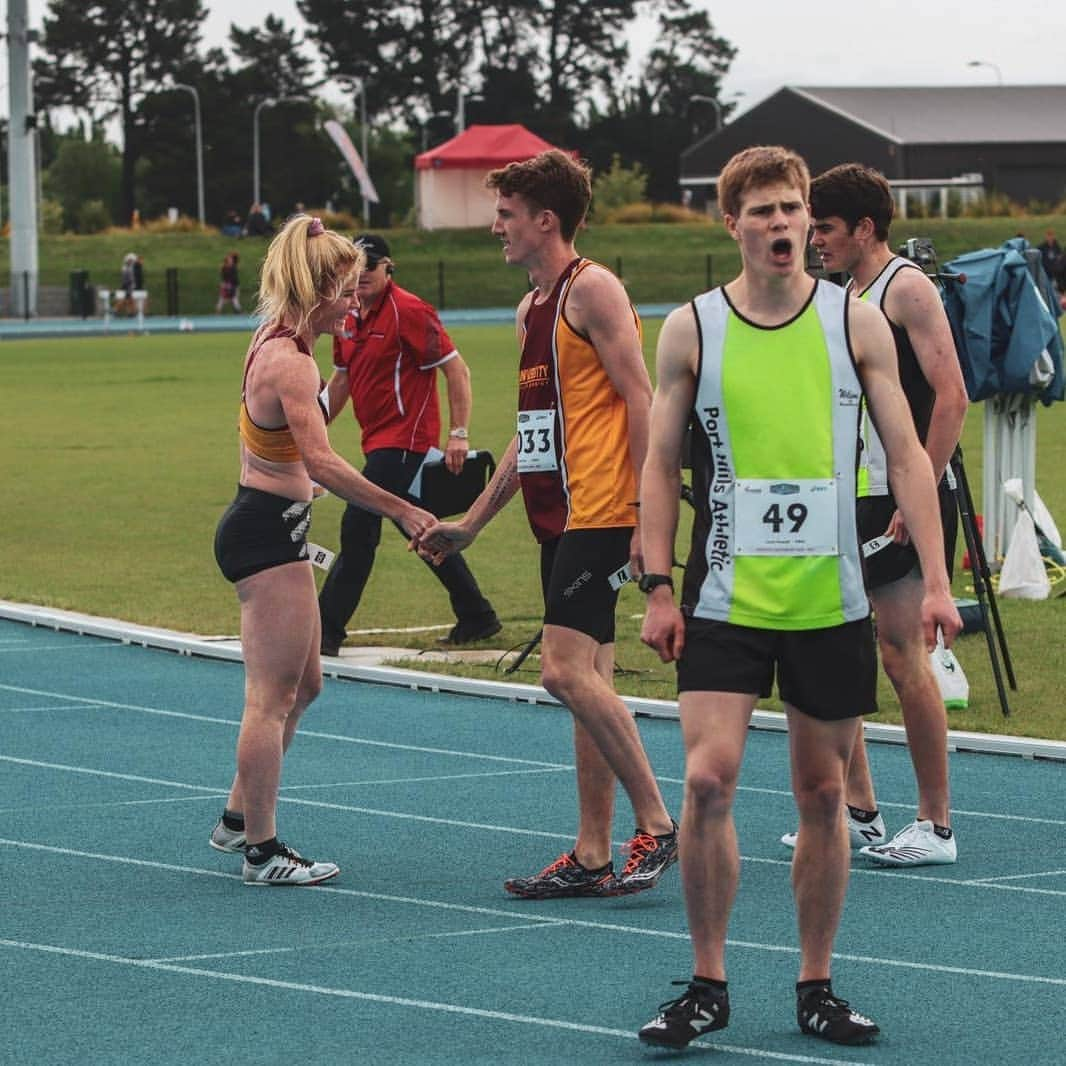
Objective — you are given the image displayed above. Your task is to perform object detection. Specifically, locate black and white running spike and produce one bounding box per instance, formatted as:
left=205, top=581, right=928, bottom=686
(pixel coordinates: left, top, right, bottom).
left=243, top=843, right=339, bottom=886
left=797, top=986, right=879, bottom=1045
left=638, top=980, right=730, bottom=1049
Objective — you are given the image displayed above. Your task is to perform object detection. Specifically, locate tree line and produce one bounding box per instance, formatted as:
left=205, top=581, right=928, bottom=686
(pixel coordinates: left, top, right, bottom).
left=30, top=0, right=736, bottom=231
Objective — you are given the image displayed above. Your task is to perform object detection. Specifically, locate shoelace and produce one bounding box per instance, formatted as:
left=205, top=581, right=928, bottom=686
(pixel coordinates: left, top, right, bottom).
left=804, top=992, right=873, bottom=1027
left=657, top=980, right=717, bottom=1014
left=620, top=832, right=659, bottom=874
left=538, top=852, right=576, bottom=877
left=879, top=823, right=926, bottom=852
left=275, top=843, right=313, bottom=868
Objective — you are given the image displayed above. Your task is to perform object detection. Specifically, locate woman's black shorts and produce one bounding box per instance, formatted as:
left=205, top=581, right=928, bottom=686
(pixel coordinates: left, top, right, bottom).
left=214, top=484, right=312, bottom=584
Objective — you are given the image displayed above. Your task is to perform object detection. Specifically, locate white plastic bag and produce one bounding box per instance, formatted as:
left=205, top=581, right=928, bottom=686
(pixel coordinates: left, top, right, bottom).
left=930, top=631, right=969, bottom=710
left=998, top=510, right=1050, bottom=600
left=1033, top=491, right=1062, bottom=550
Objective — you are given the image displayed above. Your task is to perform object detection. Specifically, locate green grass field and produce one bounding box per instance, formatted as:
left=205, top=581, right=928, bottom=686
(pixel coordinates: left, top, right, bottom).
left=7, top=213, right=1066, bottom=315
left=2, top=322, right=1063, bottom=738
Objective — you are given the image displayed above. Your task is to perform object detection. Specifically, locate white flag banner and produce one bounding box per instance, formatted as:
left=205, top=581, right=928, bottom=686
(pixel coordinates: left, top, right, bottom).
left=324, top=120, right=379, bottom=204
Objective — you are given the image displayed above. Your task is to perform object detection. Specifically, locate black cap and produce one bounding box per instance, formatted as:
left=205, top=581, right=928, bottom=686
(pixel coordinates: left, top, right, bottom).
left=353, top=233, right=391, bottom=265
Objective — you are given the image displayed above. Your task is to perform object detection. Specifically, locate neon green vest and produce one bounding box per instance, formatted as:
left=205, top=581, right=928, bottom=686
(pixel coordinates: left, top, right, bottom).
left=687, top=281, right=868, bottom=630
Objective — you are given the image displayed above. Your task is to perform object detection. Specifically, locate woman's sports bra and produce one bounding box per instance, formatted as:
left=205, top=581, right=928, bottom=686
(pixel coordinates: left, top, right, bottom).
left=238, top=327, right=326, bottom=463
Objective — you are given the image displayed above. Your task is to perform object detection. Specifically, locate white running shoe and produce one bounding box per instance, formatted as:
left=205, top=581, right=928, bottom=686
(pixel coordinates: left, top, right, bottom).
left=243, top=842, right=340, bottom=886
left=859, top=819, right=957, bottom=867
left=780, top=810, right=887, bottom=851
left=209, top=818, right=246, bottom=853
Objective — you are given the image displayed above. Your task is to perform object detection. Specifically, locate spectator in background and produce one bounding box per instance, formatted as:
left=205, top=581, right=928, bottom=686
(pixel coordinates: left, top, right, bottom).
left=216, top=252, right=242, bottom=313
left=245, top=203, right=272, bottom=237
left=1037, top=228, right=1062, bottom=290
left=222, top=209, right=242, bottom=237
left=317, top=233, right=500, bottom=656
left=115, top=253, right=137, bottom=315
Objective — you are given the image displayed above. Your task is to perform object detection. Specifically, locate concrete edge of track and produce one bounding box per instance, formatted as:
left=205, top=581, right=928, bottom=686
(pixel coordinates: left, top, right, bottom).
left=3, top=598, right=1063, bottom=763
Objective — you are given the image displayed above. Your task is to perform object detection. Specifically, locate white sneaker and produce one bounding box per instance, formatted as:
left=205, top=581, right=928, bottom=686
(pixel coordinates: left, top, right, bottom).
left=859, top=819, right=957, bottom=867
left=780, top=810, right=887, bottom=851
left=209, top=818, right=246, bottom=853
left=243, top=842, right=340, bottom=886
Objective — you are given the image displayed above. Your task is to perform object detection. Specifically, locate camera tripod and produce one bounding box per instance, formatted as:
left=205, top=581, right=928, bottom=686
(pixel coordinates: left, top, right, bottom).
left=948, top=444, right=1016, bottom=717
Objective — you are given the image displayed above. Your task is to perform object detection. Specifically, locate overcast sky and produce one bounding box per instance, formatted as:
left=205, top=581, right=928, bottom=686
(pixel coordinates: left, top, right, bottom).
left=12, top=0, right=1063, bottom=120
left=199, top=0, right=1061, bottom=114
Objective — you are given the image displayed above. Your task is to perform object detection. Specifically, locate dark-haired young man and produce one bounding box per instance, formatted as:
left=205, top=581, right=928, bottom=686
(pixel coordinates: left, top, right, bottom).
left=318, top=234, right=499, bottom=655
left=776, top=164, right=967, bottom=867
left=420, top=150, right=678, bottom=899
left=636, top=147, right=960, bottom=1048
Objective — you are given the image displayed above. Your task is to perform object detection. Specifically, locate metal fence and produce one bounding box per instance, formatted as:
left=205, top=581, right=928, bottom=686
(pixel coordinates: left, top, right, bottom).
left=0, top=254, right=722, bottom=319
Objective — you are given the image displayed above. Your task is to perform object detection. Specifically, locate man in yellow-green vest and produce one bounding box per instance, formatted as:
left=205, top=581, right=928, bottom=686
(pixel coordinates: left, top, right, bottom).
left=635, top=146, right=961, bottom=1050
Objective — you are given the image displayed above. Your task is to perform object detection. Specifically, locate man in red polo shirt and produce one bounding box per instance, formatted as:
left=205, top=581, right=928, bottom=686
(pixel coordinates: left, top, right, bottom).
left=318, top=234, right=500, bottom=656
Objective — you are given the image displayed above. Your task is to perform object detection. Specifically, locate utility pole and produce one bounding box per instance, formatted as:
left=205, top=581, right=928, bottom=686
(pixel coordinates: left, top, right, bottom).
left=7, top=0, right=38, bottom=317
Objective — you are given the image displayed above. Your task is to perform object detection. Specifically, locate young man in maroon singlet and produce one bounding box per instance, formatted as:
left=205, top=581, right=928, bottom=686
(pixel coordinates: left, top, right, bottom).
left=420, top=150, right=678, bottom=898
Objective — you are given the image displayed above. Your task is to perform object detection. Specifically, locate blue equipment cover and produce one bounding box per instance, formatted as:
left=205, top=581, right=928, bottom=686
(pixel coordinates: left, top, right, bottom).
left=942, top=238, right=1063, bottom=405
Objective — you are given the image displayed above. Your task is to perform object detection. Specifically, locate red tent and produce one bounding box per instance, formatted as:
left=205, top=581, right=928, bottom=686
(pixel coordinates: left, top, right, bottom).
left=414, top=124, right=568, bottom=229
left=414, top=124, right=559, bottom=171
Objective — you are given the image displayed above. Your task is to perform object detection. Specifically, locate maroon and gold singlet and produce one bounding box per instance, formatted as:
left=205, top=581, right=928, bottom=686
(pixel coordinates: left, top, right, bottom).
left=517, top=258, right=640, bottom=543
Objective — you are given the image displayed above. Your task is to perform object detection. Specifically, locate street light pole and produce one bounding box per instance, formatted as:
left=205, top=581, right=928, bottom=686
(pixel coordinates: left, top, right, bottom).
left=253, top=96, right=308, bottom=208
left=689, top=93, right=723, bottom=131
left=173, top=83, right=205, bottom=226
left=454, top=87, right=484, bottom=135
left=967, top=59, right=1004, bottom=85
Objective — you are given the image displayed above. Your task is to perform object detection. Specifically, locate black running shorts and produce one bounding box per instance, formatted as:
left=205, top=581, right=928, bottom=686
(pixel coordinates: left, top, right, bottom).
left=540, top=527, right=633, bottom=644
left=214, top=484, right=311, bottom=584
left=858, top=481, right=957, bottom=591
left=677, top=615, right=877, bottom=721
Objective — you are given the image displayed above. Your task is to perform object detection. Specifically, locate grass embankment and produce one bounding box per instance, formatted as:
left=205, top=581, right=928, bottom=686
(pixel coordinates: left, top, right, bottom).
left=2, top=322, right=1063, bottom=738
left=4, top=214, right=1065, bottom=315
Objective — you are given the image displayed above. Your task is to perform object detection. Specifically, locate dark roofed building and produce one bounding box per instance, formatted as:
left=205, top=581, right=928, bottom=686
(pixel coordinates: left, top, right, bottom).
left=681, top=86, right=1066, bottom=211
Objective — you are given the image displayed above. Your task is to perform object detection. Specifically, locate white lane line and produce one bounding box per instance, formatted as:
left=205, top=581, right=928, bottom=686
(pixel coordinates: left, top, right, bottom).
left=4, top=756, right=1066, bottom=893
left=0, top=794, right=225, bottom=815
left=148, top=923, right=557, bottom=963
left=4, top=682, right=1065, bottom=831
left=968, top=869, right=1066, bottom=884
left=0, top=937, right=881, bottom=1065
left=277, top=767, right=571, bottom=791
left=0, top=683, right=568, bottom=770
left=0, top=704, right=93, bottom=713
left=0, top=755, right=227, bottom=794
left=4, top=838, right=1066, bottom=987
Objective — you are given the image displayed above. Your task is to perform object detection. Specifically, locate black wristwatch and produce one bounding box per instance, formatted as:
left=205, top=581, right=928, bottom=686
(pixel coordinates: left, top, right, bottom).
left=638, top=573, right=674, bottom=594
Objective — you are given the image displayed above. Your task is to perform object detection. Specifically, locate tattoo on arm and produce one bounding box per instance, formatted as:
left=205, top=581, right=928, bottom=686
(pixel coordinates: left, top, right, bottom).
left=486, top=449, right=519, bottom=513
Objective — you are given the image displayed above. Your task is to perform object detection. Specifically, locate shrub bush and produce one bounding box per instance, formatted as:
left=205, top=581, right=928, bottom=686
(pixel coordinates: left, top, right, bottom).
left=76, top=200, right=112, bottom=234
left=605, top=202, right=654, bottom=224
left=307, top=207, right=360, bottom=232
left=140, top=213, right=214, bottom=233
left=961, top=192, right=1017, bottom=218
left=592, top=155, right=648, bottom=215
left=40, top=199, right=65, bottom=235
left=601, top=202, right=714, bottom=225
left=650, top=203, right=714, bottom=225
